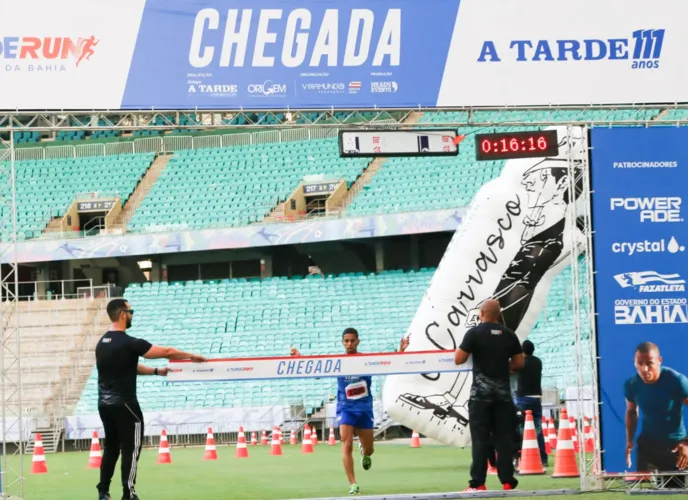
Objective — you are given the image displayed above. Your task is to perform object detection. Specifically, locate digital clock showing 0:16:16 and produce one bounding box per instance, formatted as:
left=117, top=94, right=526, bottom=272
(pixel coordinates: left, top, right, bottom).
left=474, top=129, right=559, bottom=161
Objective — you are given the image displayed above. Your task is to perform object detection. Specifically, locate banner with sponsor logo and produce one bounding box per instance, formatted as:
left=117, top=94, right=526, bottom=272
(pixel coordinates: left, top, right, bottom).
left=383, top=126, right=587, bottom=447
left=166, top=350, right=458, bottom=383
left=1, top=0, right=687, bottom=109
left=591, top=127, right=688, bottom=475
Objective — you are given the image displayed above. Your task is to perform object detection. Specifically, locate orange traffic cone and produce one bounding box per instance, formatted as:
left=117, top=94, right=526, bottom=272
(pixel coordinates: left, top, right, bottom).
left=328, top=426, right=336, bottom=446
left=31, top=433, right=48, bottom=474
left=236, top=426, right=249, bottom=458
left=584, top=417, right=594, bottom=453
left=278, top=427, right=284, bottom=446
left=410, top=430, right=421, bottom=448
left=543, top=418, right=551, bottom=455
left=552, top=409, right=580, bottom=478
left=302, top=426, right=314, bottom=454
left=157, top=430, right=171, bottom=464
left=548, top=417, right=558, bottom=450
left=260, top=430, right=268, bottom=446
left=311, top=426, right=318, bottom=446
left=519, top=410, right=545, bottom=475
left=87, top=431, right=102, bottom=469
left=290, top=429, right=297, bottom=446
left=569, top=416, right=579, bottom=453
left=250, top=431, right=257, bottom=446
left=270, top=427, right=283, bottom=456
left=204, top=428, right=218, bottom=460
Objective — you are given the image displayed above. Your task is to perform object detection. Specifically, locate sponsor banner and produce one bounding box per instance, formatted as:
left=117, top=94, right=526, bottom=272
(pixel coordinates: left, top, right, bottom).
left=384, top=126, right=586, bottom=447
left=166, top=350, right=459, bottom=383
left=590, top=127, right=688, bottom=474
left=2, top=0, right=688, bottom=109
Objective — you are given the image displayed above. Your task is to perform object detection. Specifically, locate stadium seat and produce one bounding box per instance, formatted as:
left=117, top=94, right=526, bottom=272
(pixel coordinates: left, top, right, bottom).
left=0, top=153, right=154, bottom=240
left=74, top=265, right=591, bottom=414
left=127, top=139, right=370, bottom=233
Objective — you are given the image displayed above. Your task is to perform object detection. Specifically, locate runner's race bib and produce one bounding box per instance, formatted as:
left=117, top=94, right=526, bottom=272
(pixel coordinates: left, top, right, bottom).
left=345, top=380, right=369, bottom=400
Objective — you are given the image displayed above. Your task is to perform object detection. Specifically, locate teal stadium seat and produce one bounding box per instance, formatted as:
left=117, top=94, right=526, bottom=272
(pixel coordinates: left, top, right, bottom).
left=127, top=139, right=370, bottom=233
left=0, top=153, right=154, bottom=241
left=74, top=265, right=591, bottom=414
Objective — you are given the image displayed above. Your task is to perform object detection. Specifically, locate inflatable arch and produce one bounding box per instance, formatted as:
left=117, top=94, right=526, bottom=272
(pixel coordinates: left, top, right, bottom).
left=383, top=126, right=587, bottom=447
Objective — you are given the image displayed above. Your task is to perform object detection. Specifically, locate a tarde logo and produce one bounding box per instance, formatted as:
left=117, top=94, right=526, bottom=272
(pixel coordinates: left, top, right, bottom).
left=611, top=236, right=686, bottom=255
left=610, top=197, right=683, bottom=223
left=478, top=29, right=665, bottom=69
left=614, top=298, right=688, bottom=325
left=1, top=35, right=99, bottom=72
left=614, top=271, right=686, bottom=293
left=188, top=84, right=238, bottom=96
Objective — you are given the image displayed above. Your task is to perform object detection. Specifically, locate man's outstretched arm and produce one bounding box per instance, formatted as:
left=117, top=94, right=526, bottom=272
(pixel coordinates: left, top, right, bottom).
left=143, top=345, right=207, bottom=362
left=137, top=364, right=168, bottom=376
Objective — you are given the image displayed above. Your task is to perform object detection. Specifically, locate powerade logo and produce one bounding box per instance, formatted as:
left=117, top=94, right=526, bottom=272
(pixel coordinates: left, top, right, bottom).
left=247, top=80, right=287, bottom=96
left=610, top=197, right=683, bottom=223
left=614, top=298, right=688, bottom=324
left=276, top=359, right=342, bottom=376
left=478, top=29, right=665, bottom=69
left=1, top=36, right=99, bottom=71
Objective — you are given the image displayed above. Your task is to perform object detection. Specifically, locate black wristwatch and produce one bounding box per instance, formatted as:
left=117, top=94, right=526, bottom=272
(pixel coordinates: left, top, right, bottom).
left=154, top=368, right=158, bottom=376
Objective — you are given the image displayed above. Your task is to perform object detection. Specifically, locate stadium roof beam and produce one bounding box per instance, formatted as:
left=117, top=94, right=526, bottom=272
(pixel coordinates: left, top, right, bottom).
left=0, top=104, right=687, bottom=132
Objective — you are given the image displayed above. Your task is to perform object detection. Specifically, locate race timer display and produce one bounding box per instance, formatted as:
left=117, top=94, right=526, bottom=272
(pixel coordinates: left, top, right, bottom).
left=475, top=130, right=559, bottom=161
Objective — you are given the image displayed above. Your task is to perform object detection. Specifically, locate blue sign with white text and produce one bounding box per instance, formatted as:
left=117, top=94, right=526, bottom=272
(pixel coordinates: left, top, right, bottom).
left=591, top=127, right=688, bottom=475
left=121, top=0, right=460, bottom=109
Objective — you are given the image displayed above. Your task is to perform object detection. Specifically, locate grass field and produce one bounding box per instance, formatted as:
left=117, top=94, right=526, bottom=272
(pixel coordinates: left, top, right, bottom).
left=15, top=444, right=685, bottom=500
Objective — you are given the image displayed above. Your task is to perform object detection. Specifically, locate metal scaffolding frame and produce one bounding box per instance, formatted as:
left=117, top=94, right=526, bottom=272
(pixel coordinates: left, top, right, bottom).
left=1, top=104, right=688, bottom=133
left=1, top=107, right=688, bottom=498
left=0, top=132, right=23, bottom=499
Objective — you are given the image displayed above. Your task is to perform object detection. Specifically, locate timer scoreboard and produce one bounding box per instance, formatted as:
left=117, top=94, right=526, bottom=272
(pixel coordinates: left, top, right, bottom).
left=339, top=129, right=459, bottom=158
left=475, top=130, right=559, bottom=161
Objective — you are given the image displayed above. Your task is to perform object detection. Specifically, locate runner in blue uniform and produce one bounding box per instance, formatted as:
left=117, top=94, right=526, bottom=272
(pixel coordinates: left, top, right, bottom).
left=292, top=328, right=406, bottom=495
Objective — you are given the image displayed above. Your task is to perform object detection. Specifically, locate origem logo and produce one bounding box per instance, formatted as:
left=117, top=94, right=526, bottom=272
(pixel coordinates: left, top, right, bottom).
left=478, top=29, right=665, bottom=70
left=247, top=80, right=287, bottom=96
left=0, top=36, right=99, bottom=68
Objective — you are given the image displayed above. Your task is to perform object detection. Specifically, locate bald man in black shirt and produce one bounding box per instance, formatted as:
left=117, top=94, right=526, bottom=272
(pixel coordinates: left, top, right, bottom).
left=96, top=298, right=207, bottom=500
left=455, top=299, right=524, bottom=492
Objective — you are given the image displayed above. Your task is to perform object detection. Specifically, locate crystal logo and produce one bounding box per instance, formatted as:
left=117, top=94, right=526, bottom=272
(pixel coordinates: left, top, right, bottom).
left=613, top=271, right=686, bottom=293
left=611, top=236, right=685, bottom=255
left=610, top=196, right=683, bottom=223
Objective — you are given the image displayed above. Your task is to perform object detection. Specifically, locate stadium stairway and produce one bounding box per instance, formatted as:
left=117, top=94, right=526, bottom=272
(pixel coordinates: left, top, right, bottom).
left=15, top=298, right=109, bottom=453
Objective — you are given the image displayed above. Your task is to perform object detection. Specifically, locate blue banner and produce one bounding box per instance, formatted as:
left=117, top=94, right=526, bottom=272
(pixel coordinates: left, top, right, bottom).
left=591, top=127, right=688, bottom=475
left=121, top=0, right=459, bottom=109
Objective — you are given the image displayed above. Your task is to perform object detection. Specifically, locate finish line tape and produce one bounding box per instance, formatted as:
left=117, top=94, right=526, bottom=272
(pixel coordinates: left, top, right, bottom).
left=166, top=350, right=462, bottom=383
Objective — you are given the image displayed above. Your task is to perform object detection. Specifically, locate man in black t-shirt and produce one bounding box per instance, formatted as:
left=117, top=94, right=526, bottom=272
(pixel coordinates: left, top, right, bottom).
left=96, top=298, right=206, bottom=500
left=514, top=340, right=548, bottom=467
left=455, top=299, right=524, bottom=492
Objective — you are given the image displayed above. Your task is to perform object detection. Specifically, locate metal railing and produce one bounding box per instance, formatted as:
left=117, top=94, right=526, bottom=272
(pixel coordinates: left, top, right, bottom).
left=15, top=278, right=94, bottom=301
left=11, top=121, right=397, bottom=163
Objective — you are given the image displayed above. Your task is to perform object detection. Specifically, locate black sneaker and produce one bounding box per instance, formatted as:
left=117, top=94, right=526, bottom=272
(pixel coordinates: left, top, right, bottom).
left=98, top=494, right=112, bottom=500
left=121, top=495, right=139, bottom=500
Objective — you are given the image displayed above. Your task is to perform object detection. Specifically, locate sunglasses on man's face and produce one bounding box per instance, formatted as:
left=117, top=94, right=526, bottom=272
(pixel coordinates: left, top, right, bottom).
left=123, top=309, right=135, bottom=315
